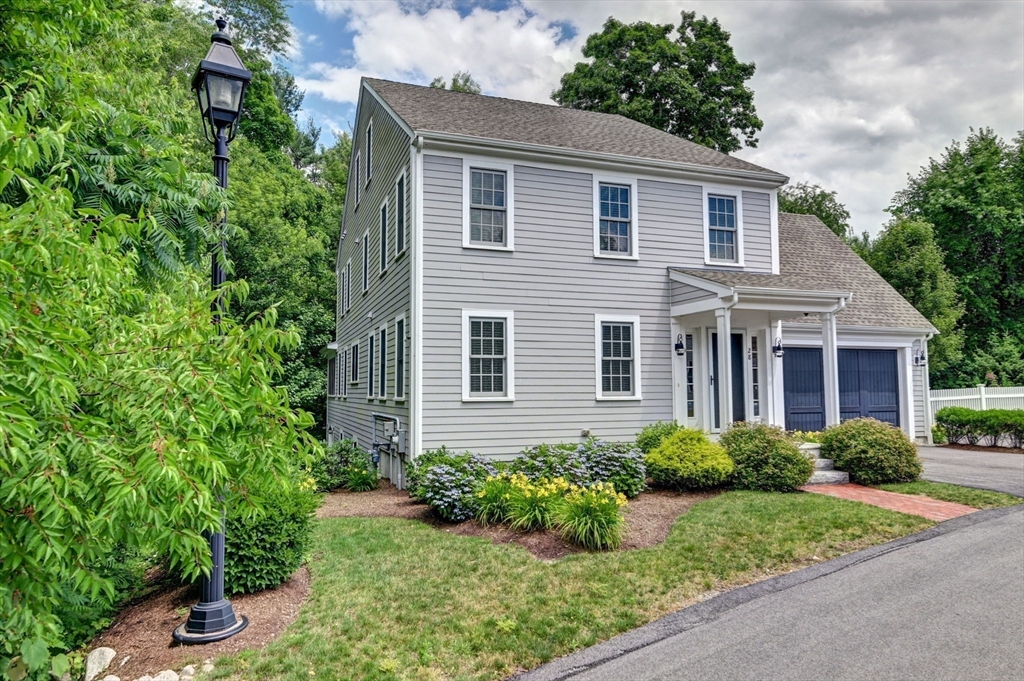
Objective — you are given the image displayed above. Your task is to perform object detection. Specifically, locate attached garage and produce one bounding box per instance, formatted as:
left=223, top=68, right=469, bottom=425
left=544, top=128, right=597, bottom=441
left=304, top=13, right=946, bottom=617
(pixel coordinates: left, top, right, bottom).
left=784, top=348, right=900, bottom=432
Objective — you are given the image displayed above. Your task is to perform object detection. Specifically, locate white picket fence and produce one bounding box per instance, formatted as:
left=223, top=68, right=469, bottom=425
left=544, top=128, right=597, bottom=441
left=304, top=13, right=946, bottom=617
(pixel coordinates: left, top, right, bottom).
left=930, top=385, right=1024, bottom=412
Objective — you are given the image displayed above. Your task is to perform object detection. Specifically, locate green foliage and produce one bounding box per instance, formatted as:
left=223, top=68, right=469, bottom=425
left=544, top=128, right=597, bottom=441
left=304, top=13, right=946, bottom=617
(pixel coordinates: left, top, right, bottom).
left=0, top=1, right=318, bottom=673
left=211, top=0, right=293, bottom=55
left=635, top=420, right=683, bottom=454
left=239, top=65, right=297, bottom=154
left=934, top=407, right=1024, bottom=449
left=890, top=128, right=1024, bottom=384
left=420, top=458, right=497, bottom=523
left=553, top=12, right=762, bottom=153
left=507, top=443, right=589, bottom=485
left=341, top=454, right=379, bottom=493
left=224, top=477, right=321, bottom=595
left=475, top=475, right=515, bottom=525
left=405, top=446, right=480, bottom=501
left=507, top=475, right=570, bottom=532
left=820, top=419, right=922, bottom=485
left=778, top=182, right=852, bottom=239
left=864, top=219, right=964, bottom=384
left=579, top=440, right=647, bottom=498
left=646, top=430, right=734, bottom=490
left=429, top=71, right=482, bottom=94
left=307, top=439, right=371, bottom=492
left=931, top=423, right=947, bottom=445
left=790, top=430, right=823, bottom=444
left=721, top=422, right=813, bottom=492
left=552, top=482, right=628, bottom=551
left=966, top=332, right=1024, bottom=387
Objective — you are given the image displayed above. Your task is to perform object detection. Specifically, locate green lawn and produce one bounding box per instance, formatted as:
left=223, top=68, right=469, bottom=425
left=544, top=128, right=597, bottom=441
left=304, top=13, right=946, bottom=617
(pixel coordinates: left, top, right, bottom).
left=877, top=481, right=1023, bottom=509
left=215, top=491, right=930, bottom=681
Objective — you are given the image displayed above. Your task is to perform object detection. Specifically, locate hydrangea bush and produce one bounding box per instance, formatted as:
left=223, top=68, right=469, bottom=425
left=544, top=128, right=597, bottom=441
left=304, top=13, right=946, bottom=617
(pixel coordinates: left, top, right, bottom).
left=508, top=438, right=646, bottom=497
left=508, top=443, right=591, bottom=486
left=419, top=455, right=497, bottom=522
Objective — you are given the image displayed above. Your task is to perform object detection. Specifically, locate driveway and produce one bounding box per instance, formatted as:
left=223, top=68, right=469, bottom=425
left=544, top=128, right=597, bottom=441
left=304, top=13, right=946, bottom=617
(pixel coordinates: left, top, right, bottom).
left=517, top=506, right=1024, bottom=681
left=919, top=445, right=1024, bottom=497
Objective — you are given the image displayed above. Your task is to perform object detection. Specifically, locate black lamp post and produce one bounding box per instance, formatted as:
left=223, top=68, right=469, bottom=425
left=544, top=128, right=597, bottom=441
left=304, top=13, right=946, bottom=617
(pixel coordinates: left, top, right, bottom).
left=172, top=17, right=252, bottom=645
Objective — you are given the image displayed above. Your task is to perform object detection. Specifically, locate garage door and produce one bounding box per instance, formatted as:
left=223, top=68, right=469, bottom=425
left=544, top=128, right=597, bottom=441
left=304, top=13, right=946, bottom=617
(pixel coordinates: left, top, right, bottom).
left=784, top=348, right=900, bottom=431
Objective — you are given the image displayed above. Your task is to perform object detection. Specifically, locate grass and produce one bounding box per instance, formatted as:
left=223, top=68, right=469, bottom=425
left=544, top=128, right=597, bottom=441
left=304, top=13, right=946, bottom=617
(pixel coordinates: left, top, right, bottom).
left=877, top=481, right=1023, bottom=509
left=214, top=491, right=930, bottom=681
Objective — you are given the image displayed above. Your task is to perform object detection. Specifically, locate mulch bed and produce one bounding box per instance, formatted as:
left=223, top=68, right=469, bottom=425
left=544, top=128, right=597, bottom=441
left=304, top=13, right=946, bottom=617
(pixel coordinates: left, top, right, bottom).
left=942, top=443, right=1024, bottom=454
left=319, top=483, right=717, bottom=560
left=90, top=568, right=309, bottom=681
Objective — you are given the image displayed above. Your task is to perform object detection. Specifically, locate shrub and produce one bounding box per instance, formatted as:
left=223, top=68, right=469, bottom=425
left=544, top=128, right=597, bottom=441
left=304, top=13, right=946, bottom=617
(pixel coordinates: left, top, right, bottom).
left=820, top=418, right=922, bottom=485
left=646, top=429, right=734, bottom=490
left=790, top=430, right=823, bottom=444
left=721, top=422, right=813, bottom=492
left=507, top=475, right=570, bottom=531
left=636, top=421, right=682, bottom=454
left=224, top=478, right=321, bottom=595
left=577, top=439, right=647, bottom=498
left=552, top=482, right=628, bottom=551
left=931, top=423, right=948, bottom=445
left=406, top=446, right=482, bottom=500
left=933, top=407, right=1024, bottom=449
left=508, top=443, right=590, bottom=486
left=420, top=454, right=497, bottom=522
left=306, top=439, right=369, bottom=492
left=342, top=449, right=379, bottom=492
left=476, top=474, right=514, bottom=525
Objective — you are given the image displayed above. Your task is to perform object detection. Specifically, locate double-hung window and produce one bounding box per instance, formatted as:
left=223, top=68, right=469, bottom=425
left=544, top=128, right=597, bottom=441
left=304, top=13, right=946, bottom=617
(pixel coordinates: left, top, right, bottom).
left=469, top=168, right=507, bottom=246
left=462, top=310, right=514, bottom=400
left=598, top=183, right=631, bottom=255
left=685, top=334, right=695, bottom=418
left=342, top=349, right=348, bottom=397
left=708, top=194, right=738, bottom=262
left=353, top=153, right=361, bottom=205
left=396, top=173, right=406, bottom=254
left=395, top=317, right=406, bottom=399
left=379, top=201, right=388, bottom=274
left=367, top=333, right=375, bottom=398
left=362, top=231, right=369, bottom=292
left=377, top=326, right=387, bottom=399
left=350, top=342, right=359, bottom=383
left=327, top=357, right=336, bottom=396
left=595, top=315, right=642, bottom=399
left=365, top=122, right=373, bottom=185
left=344, top=260, right=351, bottom=311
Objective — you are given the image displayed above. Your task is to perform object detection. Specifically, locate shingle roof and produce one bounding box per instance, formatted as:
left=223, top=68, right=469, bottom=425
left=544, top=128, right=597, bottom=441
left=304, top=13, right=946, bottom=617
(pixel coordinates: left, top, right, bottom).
left=672, top=213, right=936, bottom=331
left=364, top=78, right=785, bottom=180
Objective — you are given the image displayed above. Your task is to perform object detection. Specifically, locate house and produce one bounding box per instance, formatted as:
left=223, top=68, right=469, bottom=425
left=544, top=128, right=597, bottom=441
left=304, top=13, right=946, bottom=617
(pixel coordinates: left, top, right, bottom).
left=323, top=78, right=937, bottom=485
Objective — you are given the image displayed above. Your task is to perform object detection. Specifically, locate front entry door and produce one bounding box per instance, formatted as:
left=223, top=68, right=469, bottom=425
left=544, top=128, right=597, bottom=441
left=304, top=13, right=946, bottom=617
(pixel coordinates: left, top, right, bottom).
left=711, top=332, right=746, bottom=430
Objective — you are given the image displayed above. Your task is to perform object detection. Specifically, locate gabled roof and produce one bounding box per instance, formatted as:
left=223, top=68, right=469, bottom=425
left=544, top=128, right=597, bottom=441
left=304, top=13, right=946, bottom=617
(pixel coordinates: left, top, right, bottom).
left=364, top=78, right=786, bottom=182
left=671, top=213, right=936, bottom=331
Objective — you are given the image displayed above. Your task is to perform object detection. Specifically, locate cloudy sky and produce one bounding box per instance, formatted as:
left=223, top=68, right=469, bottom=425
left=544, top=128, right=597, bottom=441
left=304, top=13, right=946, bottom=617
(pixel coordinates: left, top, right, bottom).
left=281, top=0, right=1024, bottom=236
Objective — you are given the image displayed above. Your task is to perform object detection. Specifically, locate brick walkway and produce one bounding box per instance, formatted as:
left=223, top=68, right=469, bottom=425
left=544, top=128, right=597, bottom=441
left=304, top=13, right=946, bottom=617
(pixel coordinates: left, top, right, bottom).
left=800, top=483, right=978, bottom=521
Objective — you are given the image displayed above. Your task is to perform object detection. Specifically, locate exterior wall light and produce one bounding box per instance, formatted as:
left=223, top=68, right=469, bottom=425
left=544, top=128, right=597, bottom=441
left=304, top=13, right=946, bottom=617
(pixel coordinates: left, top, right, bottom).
left=772, top=337, right=785, bottom=358
left=913, top=348, right=928, bottom=366
left=675, top=334, right=686, bottom=356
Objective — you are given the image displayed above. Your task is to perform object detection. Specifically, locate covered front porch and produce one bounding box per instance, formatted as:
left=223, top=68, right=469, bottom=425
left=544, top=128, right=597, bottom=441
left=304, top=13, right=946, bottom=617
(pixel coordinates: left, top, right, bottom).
left=668, top=270, right=927, bottom=441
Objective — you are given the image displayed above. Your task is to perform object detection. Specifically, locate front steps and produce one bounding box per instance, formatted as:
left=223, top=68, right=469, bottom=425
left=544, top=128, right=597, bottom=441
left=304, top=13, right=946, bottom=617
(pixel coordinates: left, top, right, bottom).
left=799, top=443, right=850, bottom=485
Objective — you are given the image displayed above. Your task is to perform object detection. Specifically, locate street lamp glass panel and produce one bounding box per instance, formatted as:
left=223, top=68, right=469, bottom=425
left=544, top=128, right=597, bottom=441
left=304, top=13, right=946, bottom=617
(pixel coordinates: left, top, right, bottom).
left=207, top=75, right=243, bottom=114
left=198, top=84, right=210, bottom=116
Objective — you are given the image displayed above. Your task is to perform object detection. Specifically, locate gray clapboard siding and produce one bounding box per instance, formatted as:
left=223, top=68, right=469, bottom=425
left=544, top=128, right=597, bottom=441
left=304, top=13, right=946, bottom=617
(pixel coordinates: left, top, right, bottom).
left=327, top=89, right=412, bottom=453
left=671, top=281, right=716, bottom=307
left=913, top=363, right=927, bottom=440
left=742, top=191, right=773, bottom=272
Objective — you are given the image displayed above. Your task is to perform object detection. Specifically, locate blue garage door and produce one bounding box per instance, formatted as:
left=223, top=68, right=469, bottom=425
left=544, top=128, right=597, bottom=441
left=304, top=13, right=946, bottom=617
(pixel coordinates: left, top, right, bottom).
left=839, top=349, right=900, bottom=426
left=784, top=348, right=900, bottom=431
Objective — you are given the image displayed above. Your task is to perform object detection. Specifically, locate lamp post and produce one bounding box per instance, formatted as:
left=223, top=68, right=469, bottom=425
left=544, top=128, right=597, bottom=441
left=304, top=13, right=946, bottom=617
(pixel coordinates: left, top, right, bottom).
left=172, top=17, right=252, bottom=644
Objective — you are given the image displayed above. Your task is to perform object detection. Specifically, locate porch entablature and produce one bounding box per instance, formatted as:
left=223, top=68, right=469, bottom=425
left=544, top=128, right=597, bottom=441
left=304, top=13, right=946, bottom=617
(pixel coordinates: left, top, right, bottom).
left=668, top=269, right=852, bottom=318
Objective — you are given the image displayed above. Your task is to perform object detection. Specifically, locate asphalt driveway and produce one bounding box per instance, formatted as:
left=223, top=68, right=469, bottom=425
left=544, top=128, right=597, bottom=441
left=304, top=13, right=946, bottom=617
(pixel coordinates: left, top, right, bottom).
left=517, top=506, right=1024, bottom=681
left=919, top=445, right=1024, bottom=497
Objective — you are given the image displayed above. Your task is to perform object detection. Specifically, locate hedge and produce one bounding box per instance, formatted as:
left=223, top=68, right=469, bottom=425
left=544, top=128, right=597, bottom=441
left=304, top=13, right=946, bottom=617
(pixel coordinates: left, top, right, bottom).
left=934, top=407, right=1024, bottom=448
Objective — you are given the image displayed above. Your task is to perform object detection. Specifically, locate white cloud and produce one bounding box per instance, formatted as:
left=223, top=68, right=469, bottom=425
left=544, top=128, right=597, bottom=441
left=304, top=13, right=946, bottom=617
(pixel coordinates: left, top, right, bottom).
left=300, top=0, right=1023, bottom=235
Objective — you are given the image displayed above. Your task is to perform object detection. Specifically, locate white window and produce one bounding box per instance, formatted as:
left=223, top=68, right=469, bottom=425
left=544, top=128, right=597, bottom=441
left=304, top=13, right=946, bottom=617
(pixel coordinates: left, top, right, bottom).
left=461, top=309, right=515, bottom=401
left=702, top=186, right=745, bottom=266
left=685, top=333, right=695, bottom=418
left=396, top=172, right=406, bottom=255
left=462, top=158, right=514, bottom=250
left=327, top=357, right=336, bottom=396
left=367, top=332, right=375, bottom=398
left=751, top=334, right=760, bottom=418
left=377, top=325, right=387, bottom=399
left=594, top=314, right=642, bottom=400
left=342, top=349, right=348, bottom=397
left=593, top=175, right=638, bottom=259
left=353, top=152, right=361, bottom=205
left=350, top=342, right=359, bottom=383
left=362, top=230, right=369, bottom=292
left=365, top=121, right=373, bottom=185
left=379, top=200, right=388, bottom=274
left=344, top=260, right=351, bottom=312
left=395, top=316, right=406, bottom=400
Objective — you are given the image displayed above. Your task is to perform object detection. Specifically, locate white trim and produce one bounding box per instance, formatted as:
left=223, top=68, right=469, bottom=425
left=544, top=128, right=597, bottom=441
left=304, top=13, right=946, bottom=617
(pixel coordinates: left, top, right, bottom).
left=702, top=184, right=745, bottom=266
left=461, top=309, right=515, bottom=402
left=594, top=314, right=643, bottom=401
left=395, top=169, right=408, bottom=257
left=365, top=118, right=374, bottom=187
left=352, top=151, right=362, bottom=207
left=361, top=230, right=369, bottom=293
left=394, top=314, right=407, bottom=401
left=592, top=173, right=640, bottom=260
left=411, top=139, right=424, bottom=457
left=462, top=156, right=515, bottom=251
left=378, top=198, right=389, bottom=276
left=344, top=259, right=351, bottom=312
left=377, top=323, right=388, bottom=399
left=769, top=188, right=780, bottom=275
left=349, top=341, right=360, bottom=384
left=342, top=348, right=348, bottom=398
left=366, top=331, right=375, bottom=400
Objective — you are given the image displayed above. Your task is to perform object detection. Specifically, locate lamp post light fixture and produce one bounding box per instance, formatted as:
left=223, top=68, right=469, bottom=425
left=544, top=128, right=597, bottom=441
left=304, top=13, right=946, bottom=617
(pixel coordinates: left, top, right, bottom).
left=172, top=17, right=252, bottom=645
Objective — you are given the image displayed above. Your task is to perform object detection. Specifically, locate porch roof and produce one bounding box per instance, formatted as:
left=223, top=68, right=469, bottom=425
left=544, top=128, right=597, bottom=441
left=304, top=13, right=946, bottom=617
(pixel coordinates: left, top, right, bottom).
left=670, top=213, right=936, bottom=331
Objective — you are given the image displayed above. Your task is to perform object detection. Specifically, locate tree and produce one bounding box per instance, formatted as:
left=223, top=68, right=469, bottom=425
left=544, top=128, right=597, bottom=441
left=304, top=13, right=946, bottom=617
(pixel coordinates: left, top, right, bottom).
left=210, top=0, right=292, bottom=55
left=552, top=12, right=762, bottom=153
left=864, top=220, right=965, bottom=386
left=778, top=182, right=852, bottom=239
left=967, top=333, right=1024, bottom=387
left=429, top=70, right=482, bottom=94
left=890, top=128, right=1024, bottom=361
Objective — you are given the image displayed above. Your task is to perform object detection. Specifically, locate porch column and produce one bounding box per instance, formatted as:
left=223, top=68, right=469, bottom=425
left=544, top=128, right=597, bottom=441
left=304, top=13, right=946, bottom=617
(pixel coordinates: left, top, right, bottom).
left=768, top=320, right=785, bottom=428
left=715, top=307, right=732, bottom=430
left=821, top=311, right=840, bottom=426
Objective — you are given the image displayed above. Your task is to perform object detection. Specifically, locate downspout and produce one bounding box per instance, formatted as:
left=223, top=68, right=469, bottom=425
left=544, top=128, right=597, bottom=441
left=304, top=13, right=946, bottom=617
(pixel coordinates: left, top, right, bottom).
left=410, top=135, right=424, bottom=463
